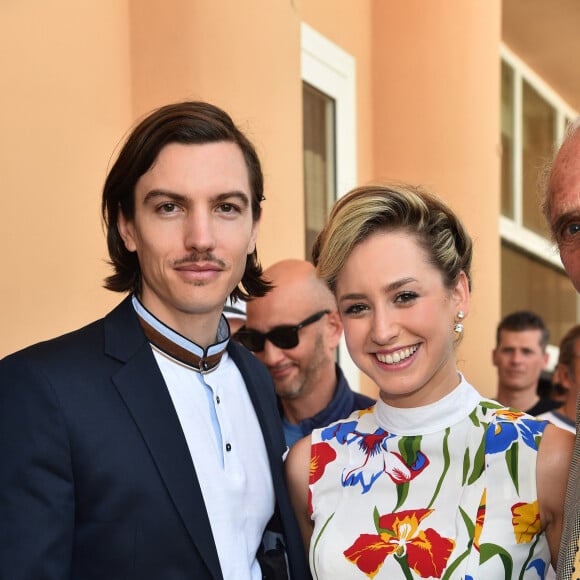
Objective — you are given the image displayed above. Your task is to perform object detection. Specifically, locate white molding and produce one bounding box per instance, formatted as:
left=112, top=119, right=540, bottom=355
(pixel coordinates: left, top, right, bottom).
left=500, top=44, right=575, bottom=272
left=499, top=216, right=563, bottom=269
left=301, top=23, right=357, bottom=200
left=301, top=23, right=360, bottom=389
left=500, top=44, right=578, bottom=118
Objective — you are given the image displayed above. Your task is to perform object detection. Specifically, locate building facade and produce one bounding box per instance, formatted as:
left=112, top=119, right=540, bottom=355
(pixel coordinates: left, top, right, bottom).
left=1, top=0, right=578, bottom=395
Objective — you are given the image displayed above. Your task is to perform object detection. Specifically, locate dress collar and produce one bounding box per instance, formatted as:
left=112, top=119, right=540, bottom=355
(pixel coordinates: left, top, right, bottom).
left=374, top=374, right=482, bottom=435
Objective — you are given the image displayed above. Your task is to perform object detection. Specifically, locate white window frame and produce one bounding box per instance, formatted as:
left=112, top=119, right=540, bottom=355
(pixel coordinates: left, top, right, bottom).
left=500, top=44, right=577, bottom=269
left=301, top=23, right=359, bottom=389
left=501, top=44, right=579, bottom=368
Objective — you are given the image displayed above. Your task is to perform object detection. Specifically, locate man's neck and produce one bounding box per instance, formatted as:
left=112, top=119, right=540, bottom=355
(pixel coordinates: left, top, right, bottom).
left=281, top=368, right=338, bottom=425
left=134, top=294, right=222, bottom=348
left=496, top=386, right=539, bottom=413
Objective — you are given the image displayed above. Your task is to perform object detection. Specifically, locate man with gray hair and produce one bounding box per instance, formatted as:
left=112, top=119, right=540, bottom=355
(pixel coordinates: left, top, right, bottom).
left=543, top=117, right=580, bottom=579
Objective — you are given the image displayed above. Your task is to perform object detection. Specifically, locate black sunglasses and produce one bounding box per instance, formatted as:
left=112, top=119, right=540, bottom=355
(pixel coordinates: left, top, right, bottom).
left=234, top=310, right=330, bottom=352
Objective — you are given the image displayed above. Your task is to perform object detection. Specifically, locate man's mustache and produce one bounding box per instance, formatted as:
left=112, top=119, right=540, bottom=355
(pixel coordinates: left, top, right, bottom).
left=173, top=253, right=227, bottom=269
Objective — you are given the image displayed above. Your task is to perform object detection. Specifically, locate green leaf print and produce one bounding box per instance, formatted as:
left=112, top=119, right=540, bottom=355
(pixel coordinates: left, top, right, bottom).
left=480, top=543, right=514, bottom=578
left=480, top=400, right=504, bottom=412
left=394, top=553, right=415, bottom=580
left=428, top=427, right=451, bottom=509
left=395, top=436, right=423, bottom=511
left=468, top=407, right=481, bottom=427
left=374, top=506, right=395, bottom=536
left=467, top=436, right=485, bottom=485
left=518, top=533, right=542, bottom=580
left=459, top=505, right=476, bottom=540
left=399, top=435, right=423, bottom=464
left=462, top=447, right=470, bottom=486
left=312, top=512, right=334, bottom=580
left=440, top=507, right=475, bottom=580
left=395, top=481, right=409, bottom=511
left=505, top=443, right=520, bottom=494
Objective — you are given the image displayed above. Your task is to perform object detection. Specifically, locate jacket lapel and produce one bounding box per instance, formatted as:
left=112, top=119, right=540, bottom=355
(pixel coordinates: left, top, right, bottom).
left=228, top=342, right=285, bottom=477
left=104, top=298, right=223, bottom=580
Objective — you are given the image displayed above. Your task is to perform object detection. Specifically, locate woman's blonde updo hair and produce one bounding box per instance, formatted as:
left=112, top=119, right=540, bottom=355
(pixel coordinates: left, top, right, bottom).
left=312, top=183, right=473, bottom=295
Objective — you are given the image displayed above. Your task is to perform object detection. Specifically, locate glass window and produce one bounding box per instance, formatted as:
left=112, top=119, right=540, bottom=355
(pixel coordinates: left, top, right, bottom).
left=501, top=242, right=578, bottom=345
left=303, top=82, right=336, bottom=261
left=501, top=61, right=515, bottom=220
left=499, top=48, right=578, bottom=351
left=522, top=80, right=555, bottom=236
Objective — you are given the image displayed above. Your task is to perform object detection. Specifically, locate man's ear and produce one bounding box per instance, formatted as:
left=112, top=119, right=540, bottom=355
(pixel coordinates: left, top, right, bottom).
left=326, top=310, right=343, bottom=350
left=117, top=212, right=137, bottom=252
left=247, top=218, right=260, bottom=255
left=542, top=351, right=550, bottom=369
left=560, top=365, right=574, bottom=391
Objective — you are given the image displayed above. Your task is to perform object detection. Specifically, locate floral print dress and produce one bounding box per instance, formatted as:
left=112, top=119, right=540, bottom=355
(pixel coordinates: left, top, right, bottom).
left=308, top=377, right=551, bottom=579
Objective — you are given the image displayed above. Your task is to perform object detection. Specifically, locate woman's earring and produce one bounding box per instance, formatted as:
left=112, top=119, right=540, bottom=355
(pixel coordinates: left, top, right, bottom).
left=454, top=311, right=465, bottom=334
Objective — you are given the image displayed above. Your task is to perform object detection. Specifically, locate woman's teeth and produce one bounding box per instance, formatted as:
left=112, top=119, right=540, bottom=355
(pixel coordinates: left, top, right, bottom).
left=376, top=345, right=418, bottom=365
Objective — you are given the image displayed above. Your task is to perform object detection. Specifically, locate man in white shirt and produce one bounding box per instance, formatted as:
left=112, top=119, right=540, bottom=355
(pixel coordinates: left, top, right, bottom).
left=0, top=101, right=309, bottom=580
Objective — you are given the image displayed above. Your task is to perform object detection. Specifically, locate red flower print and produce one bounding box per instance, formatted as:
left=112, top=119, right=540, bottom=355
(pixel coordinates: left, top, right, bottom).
left=310, top=442, right=336, bottom=485
left=344, top=508, right=455, bottom=578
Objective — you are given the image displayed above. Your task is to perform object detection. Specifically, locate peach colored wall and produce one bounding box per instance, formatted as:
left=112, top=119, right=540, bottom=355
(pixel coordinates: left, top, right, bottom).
left=301, top=0, right=501, bottom=396
left=0, top=1, right=132, bottom=356
left=128, top=0, right=305, bottom=268
left=1, top=0, right=501, bottom=400
left=370, top=0, right=502, bottom=395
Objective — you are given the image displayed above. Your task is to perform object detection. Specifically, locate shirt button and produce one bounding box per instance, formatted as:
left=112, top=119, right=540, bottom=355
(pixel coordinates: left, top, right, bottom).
left=216, top=396, right=221, bottom=404
left=225, top=443, right=232, bottom=452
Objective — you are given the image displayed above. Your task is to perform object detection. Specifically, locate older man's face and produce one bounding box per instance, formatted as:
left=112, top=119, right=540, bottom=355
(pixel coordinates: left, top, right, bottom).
left=549, top=131, right=580, bottom=291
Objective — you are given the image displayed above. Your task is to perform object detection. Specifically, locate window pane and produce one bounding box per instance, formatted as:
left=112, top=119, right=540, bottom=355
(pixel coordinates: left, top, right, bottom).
left=501, top=61, right=515, bottom=219
left=501, top=242, right=577, bottom=345
left=522, top=81, right=555, bottom=236
left=303, top=83, right=336, bottom=261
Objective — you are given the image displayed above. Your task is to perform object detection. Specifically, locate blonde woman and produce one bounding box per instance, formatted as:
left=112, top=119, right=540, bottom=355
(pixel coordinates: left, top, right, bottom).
left=286, top=183, right=573, bottom=579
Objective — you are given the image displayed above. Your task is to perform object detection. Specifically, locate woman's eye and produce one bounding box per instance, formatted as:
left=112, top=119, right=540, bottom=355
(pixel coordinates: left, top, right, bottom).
left=395, top=291, right=418, bottom=304
left=344, top=303, right=368, bottom=316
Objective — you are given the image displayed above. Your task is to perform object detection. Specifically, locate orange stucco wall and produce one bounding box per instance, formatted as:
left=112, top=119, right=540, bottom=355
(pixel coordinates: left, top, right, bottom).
left=0, top=1, right=131, bottom=354
left=303, top=0, right=502, bottom=394
left=371, top=1, right=502, bottom=393
left=0, top=0, right=501, bottom=396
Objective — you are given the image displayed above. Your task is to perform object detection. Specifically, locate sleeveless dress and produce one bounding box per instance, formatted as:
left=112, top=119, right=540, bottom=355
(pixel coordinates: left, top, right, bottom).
left=308, top=377, right=551, bottom=579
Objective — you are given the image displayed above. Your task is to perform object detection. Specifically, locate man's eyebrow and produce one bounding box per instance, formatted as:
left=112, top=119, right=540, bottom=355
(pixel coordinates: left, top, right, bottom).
left=213, top=191, right=251, bottom=208
left=142, top=189, right=251, bottom=207
left=143, top=190, right=188, bottom=205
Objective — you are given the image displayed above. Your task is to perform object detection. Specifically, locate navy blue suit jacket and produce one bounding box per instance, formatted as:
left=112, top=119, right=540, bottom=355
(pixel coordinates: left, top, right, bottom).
left=0, top=297, right=309, bottom=580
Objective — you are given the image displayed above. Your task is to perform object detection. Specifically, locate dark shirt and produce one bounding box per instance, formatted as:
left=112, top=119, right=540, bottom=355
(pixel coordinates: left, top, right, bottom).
left=526, top=397, right=563, bottom=417
left=280, top=364, right=375, bottom=446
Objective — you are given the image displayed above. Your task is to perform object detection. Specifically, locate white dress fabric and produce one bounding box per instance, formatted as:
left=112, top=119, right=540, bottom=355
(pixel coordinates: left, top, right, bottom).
left=308, top=377, right=551, bottom=579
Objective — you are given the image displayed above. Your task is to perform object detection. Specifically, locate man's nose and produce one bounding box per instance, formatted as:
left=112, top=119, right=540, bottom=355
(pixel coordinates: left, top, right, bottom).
left=184, top=210, right=216, bottom=252
left=258, top=338, right=286, bottom=367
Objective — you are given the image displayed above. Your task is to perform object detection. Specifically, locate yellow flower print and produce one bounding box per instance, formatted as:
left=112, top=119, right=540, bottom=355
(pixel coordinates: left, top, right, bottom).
left=511, top=500, right=541, bottom=544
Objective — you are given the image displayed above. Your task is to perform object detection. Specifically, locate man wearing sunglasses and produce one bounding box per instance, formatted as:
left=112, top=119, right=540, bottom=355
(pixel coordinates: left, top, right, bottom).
left=240, top=259, right=374, bottom=447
